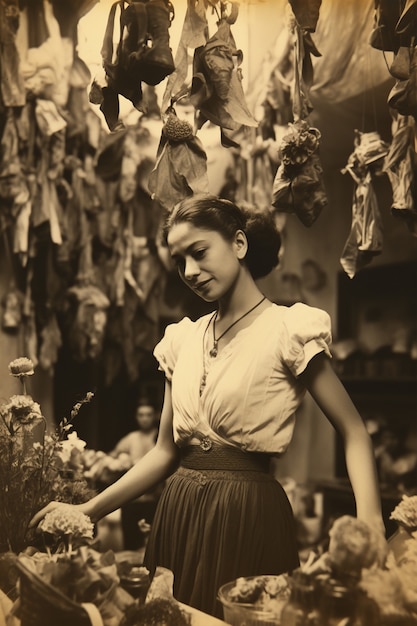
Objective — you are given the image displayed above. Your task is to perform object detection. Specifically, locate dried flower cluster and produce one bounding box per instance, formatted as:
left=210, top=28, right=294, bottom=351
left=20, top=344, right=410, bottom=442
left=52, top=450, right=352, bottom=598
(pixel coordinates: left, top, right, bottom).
left=0, top=358, right=95, bottom=553
left=390, top=495, right=417, bottom=530
left=279, top=121, right=321, bottom=167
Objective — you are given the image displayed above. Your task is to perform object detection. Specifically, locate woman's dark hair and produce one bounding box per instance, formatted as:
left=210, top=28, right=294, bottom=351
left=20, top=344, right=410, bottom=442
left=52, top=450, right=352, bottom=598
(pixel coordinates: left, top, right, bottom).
left=164, top=193, right=281, bottom=279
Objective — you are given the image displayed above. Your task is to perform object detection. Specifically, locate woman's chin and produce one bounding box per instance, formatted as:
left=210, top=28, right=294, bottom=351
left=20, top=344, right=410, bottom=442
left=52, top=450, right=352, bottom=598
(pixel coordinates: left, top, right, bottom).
left=197, top=293, right=217, bottom=303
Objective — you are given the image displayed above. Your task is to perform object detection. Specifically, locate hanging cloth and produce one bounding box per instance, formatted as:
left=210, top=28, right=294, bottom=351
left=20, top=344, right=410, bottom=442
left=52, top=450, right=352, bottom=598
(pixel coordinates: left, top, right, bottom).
left=340, top=131, right=388, bottom=278
left=384, top=115, right=417, bottom=236
left=0, top=0, right=26, bottom=106
left=94, top=0, right=175, bottom=130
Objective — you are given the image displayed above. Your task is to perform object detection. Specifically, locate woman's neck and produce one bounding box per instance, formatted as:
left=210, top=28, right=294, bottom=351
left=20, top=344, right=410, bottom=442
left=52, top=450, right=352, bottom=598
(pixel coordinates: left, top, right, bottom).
left=217, top=272, right=264, bottom=320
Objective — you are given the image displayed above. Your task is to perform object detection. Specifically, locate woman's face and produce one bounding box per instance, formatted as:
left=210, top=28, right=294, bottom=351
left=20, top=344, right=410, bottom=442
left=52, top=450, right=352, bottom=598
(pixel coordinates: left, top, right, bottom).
left=167, top=222, right=246, bottom=301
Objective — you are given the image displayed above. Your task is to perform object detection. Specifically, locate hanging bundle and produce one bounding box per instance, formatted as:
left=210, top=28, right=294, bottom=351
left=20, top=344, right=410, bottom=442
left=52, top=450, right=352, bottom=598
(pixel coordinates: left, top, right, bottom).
left=92, top=0, right=175, bottom=130
left=370, top=0, right=417, bottom=52
left=271, top=3, right=327, bottom=226
left=148, top=107, right=209, bottom=211
left=189, top=4, right=258, bottom=147
left=388, top=45, right=417, bottom=120
left=65, top=284, right=110, bottom=361
left=339, top=131, right=389, bottom=279
left=272, top=120, right=327, bottom=226
left=370, top=0, right=417, bottom=118
left=383, top=116, right=417, bottom=236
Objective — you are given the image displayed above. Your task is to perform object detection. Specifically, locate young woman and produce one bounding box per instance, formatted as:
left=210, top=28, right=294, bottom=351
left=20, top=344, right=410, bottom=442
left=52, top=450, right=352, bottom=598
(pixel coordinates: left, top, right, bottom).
left=31, top=194, right=385, bottom=617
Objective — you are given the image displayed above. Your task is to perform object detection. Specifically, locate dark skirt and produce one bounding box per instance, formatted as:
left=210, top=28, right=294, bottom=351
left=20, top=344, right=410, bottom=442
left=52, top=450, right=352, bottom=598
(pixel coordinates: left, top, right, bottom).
left=144, top=445, right=299, bottom=618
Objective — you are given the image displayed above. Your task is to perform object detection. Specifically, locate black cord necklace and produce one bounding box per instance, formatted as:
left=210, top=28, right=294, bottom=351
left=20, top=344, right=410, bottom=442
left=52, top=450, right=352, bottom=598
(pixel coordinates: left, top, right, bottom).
left=200, top=311, right=217, bottom=397
left=209, top=295, right=266, bottom=358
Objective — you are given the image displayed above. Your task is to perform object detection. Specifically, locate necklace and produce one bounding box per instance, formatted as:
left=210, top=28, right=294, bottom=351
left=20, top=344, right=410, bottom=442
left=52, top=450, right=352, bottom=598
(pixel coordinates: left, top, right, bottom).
left=200, top=311, right=217, bottom=396
left=209, top=295, right=266, bottom=358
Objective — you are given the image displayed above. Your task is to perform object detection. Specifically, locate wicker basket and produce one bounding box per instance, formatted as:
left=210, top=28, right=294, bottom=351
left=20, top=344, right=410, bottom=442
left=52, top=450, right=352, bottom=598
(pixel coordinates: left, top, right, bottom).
left=16, top=558, right=99, bottom=626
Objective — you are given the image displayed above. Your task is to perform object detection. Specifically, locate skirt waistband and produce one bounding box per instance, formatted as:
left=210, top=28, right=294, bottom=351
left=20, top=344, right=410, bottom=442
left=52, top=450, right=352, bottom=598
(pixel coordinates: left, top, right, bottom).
left=180, top=444, right=271, bottom=472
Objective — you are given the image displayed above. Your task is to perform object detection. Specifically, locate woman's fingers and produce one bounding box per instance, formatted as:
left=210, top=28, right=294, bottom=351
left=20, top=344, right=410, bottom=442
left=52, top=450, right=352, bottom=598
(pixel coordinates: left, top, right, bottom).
left=30, top=501, right=94, bottom=528
left=29, top=501, right=62, bottom=528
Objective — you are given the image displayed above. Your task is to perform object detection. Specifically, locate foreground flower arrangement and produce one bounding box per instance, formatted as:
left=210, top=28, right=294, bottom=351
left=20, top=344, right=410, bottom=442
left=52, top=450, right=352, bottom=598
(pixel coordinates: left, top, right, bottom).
left=1, top=357, right=416, bottom=624
left=0, top=358, right=95, bottom=554
left=223, top=498, right=417, bottom=625
left=14, top=508, right=135, bottom=626
left=0, top=359, right=192, bottom=626
left=3, top=505, right=190, bottom=626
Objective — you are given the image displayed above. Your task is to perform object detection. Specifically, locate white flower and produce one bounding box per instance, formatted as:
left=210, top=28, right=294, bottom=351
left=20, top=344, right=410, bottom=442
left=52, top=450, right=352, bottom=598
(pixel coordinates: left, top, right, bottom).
left=390, top=495, right=417, bottom=530
left=8, top=358, right=35, bottom=377
left=38, top=506, right=94, bottom=540
left=57, top=431, right=87, bottom=464
left=0, top=395, right=43, bottom=424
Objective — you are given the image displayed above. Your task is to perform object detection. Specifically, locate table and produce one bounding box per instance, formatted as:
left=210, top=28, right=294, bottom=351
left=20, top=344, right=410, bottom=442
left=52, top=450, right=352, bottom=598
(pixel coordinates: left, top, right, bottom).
left=180, top=602, right=231, bottom=625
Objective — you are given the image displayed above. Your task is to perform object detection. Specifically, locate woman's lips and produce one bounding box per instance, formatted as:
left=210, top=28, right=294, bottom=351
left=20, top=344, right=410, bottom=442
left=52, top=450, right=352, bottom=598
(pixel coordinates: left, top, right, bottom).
left=194, top=279, right=212, bottom=291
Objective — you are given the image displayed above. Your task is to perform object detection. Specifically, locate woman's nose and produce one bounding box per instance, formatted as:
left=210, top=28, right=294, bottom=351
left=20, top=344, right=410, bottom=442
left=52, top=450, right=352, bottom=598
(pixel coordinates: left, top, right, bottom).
left=184, top=257, right=200, bottom=279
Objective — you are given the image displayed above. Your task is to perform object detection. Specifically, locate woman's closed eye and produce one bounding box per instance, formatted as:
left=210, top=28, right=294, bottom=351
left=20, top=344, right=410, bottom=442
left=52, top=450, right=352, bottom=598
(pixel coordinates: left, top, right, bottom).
left=192, top=248, right=206, bottom=260
left=172, top=249, right=206, bottom=267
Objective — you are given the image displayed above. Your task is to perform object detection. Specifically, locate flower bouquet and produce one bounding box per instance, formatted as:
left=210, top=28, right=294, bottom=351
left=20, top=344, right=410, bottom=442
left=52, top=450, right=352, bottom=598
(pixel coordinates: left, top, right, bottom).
left=12, top=507, right=135, bottom=626
left=294, top=513, right=417, bottom=624
left=0, top=357, right=95, bottom=556
left=11, top=507, right=191, bottom=626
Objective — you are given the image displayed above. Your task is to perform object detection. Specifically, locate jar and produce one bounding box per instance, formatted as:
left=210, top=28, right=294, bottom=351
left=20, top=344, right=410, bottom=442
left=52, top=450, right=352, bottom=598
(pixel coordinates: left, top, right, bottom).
left=280, top=570, right=317, bottom=626
left=119, top=566, right=150, bottom=603
left=318, top=579, right=356, bottom=626
left=388, top=523, right=417, bottom=566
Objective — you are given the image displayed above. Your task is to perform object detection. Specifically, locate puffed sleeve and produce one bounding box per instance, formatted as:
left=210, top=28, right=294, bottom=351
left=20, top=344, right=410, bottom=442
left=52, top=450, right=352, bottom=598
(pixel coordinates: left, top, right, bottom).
left=281, top=303, right=332, bottom=377
left=153, top=317, right=193, bottom=381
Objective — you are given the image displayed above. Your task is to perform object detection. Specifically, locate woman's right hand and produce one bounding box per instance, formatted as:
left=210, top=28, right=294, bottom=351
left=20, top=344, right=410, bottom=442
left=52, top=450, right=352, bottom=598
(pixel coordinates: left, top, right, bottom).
left=29, top=500, right=94, bottom=529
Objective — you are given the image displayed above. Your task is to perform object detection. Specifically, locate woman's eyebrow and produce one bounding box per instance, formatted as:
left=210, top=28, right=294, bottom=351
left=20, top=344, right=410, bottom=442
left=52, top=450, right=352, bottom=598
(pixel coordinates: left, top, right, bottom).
left=169, top=240, right=208, bottom=256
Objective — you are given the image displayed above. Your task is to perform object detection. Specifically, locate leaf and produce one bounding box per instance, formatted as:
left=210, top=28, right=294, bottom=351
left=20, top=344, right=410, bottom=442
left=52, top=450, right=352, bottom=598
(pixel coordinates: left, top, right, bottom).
left=190, top=19, right=257, bottom=136
left=223, top=68, right=258, bottom=128
left=148, top=136, right=209, bottom=211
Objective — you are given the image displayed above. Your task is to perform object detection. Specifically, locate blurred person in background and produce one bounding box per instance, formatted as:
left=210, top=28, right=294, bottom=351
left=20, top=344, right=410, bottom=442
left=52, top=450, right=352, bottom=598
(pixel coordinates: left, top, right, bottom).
left=110, top=398, right=161, bottom=550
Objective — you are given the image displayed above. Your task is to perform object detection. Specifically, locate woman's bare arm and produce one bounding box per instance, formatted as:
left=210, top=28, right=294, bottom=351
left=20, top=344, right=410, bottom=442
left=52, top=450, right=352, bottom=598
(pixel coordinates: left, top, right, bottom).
left=299, top=353, right=385, bottom=535
left=30, top=380, right=179, bottom=526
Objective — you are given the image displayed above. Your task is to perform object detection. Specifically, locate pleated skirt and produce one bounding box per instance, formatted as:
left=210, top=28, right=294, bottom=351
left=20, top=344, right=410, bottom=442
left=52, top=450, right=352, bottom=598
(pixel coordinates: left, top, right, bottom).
left=144, top=445, right=300, bottom=618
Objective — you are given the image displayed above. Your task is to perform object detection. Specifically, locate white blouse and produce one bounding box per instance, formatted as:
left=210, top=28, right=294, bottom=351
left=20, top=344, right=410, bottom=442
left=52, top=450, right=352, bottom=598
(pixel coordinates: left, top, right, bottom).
left=153, top=303, right=332, bottom=454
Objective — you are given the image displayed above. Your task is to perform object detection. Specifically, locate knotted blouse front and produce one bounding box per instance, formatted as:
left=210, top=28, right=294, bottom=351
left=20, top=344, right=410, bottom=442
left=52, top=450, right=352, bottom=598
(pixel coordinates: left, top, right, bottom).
left=153, top=302, right=332, bottom=455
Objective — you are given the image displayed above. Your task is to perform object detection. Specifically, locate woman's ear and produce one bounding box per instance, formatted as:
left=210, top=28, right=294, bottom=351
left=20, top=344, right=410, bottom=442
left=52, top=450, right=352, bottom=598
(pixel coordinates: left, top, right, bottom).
left=234, top=229, right=248, bottom=260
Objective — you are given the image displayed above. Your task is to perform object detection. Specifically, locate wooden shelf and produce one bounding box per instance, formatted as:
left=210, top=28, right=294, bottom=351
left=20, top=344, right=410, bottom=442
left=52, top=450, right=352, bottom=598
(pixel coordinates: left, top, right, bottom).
left=333, top=261, right=417, bottom=503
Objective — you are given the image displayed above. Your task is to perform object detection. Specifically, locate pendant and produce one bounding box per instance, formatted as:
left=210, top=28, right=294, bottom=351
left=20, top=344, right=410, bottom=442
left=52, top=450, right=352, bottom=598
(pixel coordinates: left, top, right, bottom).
left=209, top=341, right=218, bottom=358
